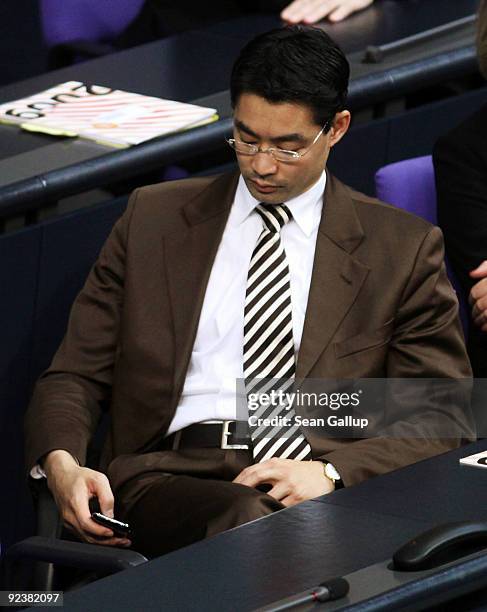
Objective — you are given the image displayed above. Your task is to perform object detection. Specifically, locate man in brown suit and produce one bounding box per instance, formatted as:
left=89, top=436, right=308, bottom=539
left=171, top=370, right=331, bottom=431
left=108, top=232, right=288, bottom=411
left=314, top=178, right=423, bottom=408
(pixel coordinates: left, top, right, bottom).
left=25, top=26, right=473, bottom=558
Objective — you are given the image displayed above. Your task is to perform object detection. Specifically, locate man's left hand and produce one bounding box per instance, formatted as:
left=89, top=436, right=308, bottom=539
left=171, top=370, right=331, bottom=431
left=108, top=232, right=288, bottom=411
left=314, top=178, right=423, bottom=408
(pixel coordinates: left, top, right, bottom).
left=281, top=0, right=374, bottom=24
left=233, top=457, right=334, bottom=506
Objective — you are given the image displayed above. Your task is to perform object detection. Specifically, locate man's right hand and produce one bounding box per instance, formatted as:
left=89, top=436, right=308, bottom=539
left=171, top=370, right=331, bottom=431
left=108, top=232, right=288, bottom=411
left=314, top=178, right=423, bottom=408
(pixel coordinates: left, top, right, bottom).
left=43, top=450, right=131, bottom=547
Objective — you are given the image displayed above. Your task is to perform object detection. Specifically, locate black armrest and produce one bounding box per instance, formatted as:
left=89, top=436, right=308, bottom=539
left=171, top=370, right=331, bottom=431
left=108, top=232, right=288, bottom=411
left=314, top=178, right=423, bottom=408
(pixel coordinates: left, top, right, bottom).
left=33, top=478, right=63, bottom=540
left=2, top=536, right=147, bottom=589
left=4, top=480, right=147, bottom=590
left=6, top=536, right=147, bottom=572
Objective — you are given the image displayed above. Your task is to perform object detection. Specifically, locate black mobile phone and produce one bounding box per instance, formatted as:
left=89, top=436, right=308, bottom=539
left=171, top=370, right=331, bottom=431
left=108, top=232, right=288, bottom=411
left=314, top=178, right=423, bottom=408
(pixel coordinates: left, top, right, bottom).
left=91, top=512, right=132, bottom=538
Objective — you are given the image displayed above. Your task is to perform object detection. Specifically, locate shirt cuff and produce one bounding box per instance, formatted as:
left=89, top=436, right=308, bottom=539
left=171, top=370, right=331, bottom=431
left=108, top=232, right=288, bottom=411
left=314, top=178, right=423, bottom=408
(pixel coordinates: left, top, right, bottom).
left=30, top=464, right=47, bottom=479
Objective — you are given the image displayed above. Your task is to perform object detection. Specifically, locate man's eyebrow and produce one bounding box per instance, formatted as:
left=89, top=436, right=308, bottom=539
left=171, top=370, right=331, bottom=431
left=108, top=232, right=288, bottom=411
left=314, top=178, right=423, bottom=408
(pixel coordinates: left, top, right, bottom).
left=234, top=119, right=307, bottom=144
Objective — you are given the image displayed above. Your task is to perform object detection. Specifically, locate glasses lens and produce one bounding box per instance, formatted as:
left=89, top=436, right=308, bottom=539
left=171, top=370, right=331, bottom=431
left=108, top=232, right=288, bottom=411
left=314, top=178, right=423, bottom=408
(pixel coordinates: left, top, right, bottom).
left=227, top=139, right=300, bottom=161
left=272, top=149, right=300, bottom=162
left=228, top=139, right=256, bottom=155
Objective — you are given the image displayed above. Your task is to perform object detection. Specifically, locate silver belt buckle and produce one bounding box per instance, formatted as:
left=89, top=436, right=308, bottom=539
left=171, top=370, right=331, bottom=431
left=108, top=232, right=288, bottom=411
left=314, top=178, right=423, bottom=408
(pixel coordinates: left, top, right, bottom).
left=221, top=420, right=248, bottom=450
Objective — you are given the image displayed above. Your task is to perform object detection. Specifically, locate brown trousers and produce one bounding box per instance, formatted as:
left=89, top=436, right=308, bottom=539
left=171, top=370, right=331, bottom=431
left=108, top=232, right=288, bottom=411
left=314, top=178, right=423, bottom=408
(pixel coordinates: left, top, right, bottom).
left=108, top=448, right=284, bottom=558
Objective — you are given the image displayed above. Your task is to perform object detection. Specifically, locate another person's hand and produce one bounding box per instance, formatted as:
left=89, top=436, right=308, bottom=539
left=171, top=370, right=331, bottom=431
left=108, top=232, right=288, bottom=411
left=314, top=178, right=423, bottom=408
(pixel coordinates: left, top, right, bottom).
left=281, top=0, right=374, bottom=24
left=43, top=449, right=131, bottom=547
left=470, top=260, right=487, bottom=332
left=233, top=457, right=334, bottom=506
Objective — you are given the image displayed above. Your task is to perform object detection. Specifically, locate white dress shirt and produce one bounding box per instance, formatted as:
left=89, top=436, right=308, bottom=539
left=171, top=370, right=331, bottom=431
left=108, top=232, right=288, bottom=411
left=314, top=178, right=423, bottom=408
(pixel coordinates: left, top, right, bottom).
left=167, top=170, right=326, bottom=434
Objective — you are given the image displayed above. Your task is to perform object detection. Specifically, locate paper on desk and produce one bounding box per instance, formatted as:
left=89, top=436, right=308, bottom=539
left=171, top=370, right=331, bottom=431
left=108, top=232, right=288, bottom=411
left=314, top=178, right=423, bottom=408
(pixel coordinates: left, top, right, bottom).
left=0, top=81, right=92, bottom=125
left=0, top=81, right=218, bottom=147
left=459, top=450, right=487, bottom=469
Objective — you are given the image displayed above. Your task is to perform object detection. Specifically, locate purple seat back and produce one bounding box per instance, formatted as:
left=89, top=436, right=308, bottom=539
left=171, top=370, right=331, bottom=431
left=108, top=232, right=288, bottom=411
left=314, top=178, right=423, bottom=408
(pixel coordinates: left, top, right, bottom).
left=375, top=155, right=438, bottom=224
left=40, top=0, right=145, bottom=47
left=375, top=155, right=469, bottom=338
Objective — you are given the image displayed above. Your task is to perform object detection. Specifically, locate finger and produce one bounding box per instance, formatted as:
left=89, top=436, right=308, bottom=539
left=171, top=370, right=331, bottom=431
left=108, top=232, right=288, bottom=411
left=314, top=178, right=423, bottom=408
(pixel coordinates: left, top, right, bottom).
left=329, top=5, right=356, bottom=22
left=472, top=296, right=487, bottom=317
left=329, top=0, right=374, bottom=21
left=469, top=279, right=487, bottom=304
left=233, top=463, right=276, bottom=487
left=281, top=0, right=334, bottom=23
left=302, top=0, right=342, bottom=23
left=473, top=306, right=487, bottom=328
left=280, top=495, right=299, bottom=507
left=93, top=474, right=115, bottom=518
left=72, top=493, right=114, bottom=538
left=233, top=467, right=267, bottom=487
left=232, top=465, right=257, bottom=485
left=62, top=512, right=112, bottom=543
left=85, top=518, right=114, bottom=539
left=86, top=535, right=132, bottom=548
left=470, top=260, right=487, bottom=278
left=267, top=482, right=291, bottom=501
left=469, top=291, right=484, bottom=307
left=64, top=512, right=128, bottom=547
left=281, top=0, right=313, bottom=22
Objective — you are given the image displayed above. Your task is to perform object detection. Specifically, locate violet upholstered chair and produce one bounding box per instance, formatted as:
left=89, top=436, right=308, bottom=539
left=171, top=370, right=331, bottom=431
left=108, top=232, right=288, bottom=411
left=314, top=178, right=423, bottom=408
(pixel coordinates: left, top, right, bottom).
left=375, top=155, right=469, bottom=337
left=39, top=0, right=145, bottom=67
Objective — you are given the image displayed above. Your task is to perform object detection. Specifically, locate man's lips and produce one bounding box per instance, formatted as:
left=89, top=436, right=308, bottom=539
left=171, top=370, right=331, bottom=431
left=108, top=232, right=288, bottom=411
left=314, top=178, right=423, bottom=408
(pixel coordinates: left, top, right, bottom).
left=250, top=179, right=280, bottom=193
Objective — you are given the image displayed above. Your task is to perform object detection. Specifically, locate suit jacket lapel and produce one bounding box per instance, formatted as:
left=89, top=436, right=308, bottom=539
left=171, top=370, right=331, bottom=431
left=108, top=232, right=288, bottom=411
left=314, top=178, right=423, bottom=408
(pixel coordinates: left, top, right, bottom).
left=296, top=174, right=370, bottom=378
left=164, top=172, right=239, bottom=394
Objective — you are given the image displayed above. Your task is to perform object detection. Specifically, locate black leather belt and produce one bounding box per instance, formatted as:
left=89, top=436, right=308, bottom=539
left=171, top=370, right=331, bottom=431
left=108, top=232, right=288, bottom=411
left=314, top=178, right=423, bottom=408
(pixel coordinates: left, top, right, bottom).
left=163, top=421, right=250, bottom=451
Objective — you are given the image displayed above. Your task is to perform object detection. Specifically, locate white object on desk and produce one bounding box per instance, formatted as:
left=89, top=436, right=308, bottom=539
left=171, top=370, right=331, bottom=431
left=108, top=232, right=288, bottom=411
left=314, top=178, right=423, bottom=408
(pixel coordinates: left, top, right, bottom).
left=459, top=450, right=487, bottom=469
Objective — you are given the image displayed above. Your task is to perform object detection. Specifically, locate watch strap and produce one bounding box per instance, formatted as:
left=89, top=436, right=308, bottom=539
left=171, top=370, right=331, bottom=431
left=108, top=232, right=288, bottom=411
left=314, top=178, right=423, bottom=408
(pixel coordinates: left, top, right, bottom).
left=322, top=461, right=344, bottom=490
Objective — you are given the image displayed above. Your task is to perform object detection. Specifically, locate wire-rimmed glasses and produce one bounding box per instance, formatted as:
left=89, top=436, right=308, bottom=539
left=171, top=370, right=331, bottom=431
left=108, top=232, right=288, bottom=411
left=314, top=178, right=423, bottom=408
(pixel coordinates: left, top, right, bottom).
left=227, top=121, right=330, bottom=162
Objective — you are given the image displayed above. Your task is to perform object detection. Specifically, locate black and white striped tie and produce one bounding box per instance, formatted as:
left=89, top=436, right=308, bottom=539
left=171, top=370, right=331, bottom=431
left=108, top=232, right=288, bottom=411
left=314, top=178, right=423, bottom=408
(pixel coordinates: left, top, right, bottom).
left=244, top=203, right=312, bottom=463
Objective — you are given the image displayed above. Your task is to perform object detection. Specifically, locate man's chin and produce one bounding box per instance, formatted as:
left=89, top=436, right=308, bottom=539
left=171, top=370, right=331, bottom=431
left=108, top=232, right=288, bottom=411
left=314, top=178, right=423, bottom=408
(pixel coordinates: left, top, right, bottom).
left=253, top=194, right=284, bottom=205
left=245, top=179, right=287, bottom=204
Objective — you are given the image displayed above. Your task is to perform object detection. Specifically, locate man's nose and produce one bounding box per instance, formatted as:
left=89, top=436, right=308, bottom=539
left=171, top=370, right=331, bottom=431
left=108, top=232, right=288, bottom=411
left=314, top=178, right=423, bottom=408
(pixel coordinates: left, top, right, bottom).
left=251, top=150, right=278, bottom=176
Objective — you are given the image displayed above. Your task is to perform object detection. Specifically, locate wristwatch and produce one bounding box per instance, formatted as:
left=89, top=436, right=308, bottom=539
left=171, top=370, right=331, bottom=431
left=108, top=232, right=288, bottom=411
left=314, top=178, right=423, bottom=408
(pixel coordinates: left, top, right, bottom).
left=322, top=461, right=344, bottom=490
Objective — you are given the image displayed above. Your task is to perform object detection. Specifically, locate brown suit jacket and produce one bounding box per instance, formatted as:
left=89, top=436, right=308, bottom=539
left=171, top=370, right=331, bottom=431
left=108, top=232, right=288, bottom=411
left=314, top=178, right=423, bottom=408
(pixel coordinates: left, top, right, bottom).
left=25, top=172, right=474, bottom=487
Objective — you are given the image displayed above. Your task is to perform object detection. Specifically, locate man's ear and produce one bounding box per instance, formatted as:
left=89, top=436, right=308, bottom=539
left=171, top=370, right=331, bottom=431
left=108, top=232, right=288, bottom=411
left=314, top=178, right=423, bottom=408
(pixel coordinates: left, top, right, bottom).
left=329, top=111, right=351, bottom=148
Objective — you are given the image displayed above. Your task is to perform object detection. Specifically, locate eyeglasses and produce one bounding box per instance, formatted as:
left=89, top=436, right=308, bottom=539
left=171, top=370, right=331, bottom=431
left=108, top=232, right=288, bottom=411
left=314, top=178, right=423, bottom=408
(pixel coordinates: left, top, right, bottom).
left=227, top=121, right=331, bottom=163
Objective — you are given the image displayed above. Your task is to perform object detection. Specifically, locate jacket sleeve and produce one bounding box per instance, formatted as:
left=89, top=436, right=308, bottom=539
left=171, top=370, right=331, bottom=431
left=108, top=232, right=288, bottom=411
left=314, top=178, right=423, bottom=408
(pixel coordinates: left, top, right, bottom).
left=320, top=226, right=475, bottom=486
left=24, top=189, right=140, bottom=474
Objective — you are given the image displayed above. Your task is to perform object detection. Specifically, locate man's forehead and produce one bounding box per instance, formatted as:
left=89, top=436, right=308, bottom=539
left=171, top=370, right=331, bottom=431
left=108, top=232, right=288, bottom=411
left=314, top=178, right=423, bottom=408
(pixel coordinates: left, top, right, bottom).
left=234, top=94, right=319, bottom=139
left=234, top=118, right=307, bottom=143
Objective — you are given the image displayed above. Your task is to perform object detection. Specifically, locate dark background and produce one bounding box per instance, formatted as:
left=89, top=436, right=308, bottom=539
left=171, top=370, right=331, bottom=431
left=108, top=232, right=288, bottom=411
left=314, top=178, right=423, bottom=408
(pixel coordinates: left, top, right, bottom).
left=0, top=0, right=48, bottom=86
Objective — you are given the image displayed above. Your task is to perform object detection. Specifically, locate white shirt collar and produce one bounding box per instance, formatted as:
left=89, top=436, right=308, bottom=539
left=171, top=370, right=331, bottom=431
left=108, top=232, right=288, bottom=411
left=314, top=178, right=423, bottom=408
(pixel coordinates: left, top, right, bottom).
left=231, top=170, right=326, bottom=237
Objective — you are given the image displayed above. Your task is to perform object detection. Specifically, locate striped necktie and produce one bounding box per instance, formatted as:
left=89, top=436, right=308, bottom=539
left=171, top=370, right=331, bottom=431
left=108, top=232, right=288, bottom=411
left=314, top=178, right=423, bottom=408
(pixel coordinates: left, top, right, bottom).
left=244, top=203, right=312, bottom=463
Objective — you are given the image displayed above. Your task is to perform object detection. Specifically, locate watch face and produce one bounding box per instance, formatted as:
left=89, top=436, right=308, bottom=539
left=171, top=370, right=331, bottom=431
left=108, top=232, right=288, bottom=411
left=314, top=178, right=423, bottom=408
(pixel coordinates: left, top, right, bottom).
left=325, top=462, right=341, bottom=482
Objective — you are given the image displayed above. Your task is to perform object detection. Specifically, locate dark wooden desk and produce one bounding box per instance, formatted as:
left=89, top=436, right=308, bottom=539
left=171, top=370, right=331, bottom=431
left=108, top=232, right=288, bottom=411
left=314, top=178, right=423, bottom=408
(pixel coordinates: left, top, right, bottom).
left=0, top=0, right=479, bottom=219
left=52, top=441, right=487, bottom=612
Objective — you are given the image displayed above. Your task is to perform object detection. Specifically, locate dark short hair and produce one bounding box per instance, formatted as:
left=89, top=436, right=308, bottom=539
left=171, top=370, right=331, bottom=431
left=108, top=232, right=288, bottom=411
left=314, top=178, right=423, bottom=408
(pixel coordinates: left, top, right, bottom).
left=230, top=25, right=349, bottom=131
